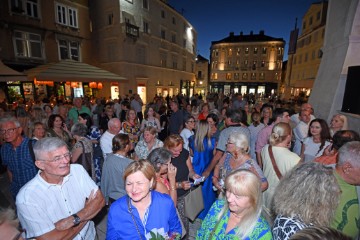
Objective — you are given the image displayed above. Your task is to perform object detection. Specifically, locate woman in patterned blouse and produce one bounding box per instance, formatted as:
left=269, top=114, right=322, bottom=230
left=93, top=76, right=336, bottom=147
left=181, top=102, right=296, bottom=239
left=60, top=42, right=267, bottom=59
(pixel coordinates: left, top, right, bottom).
left=197, top=169, right=272, bottom=240
left=134, top=126, right=163, bottom=160
left=122, top=108, right=141, bottom=148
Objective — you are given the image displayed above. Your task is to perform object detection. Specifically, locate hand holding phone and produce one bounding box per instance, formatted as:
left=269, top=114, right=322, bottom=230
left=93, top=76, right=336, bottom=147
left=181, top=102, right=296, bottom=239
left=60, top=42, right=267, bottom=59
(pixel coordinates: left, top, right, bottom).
left=193, top=176, right=205, bottom=185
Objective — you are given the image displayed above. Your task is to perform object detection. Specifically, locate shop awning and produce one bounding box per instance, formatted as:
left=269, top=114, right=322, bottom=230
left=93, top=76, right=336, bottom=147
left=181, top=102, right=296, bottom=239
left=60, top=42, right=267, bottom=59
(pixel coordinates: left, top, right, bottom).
left=0, top=60, right=28, bottom=82
left=25, top=59, right=126, bottom=82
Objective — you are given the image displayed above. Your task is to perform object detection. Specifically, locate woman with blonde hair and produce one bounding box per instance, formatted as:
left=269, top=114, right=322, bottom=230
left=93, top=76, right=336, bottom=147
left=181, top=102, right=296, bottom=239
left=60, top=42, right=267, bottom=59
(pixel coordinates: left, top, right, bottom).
left=260, top=106, right=273, bottom=126
left=261, top=122, right=300, bottom=219
left=329, top=113, right=348, bottom=137
left=107, top=159, right=181, bottom=239
left=213, top=132, right=268, bottom=192
left=189, top=120, right=217, bottom=219
left=272, top=162, right=341, bottom=240
left=134, top=126, right=163, bottom=160
left=197, top=170, right=272, bottom=239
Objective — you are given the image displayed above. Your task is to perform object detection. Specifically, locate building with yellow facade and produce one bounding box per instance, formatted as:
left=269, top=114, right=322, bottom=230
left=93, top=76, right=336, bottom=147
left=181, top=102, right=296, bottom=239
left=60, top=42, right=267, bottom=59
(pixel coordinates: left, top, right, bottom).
left=284, top=1, right=328, bottom=99
left=194, top=54, right=209, bottom=96
left=209, top=31, right=285, bottom=96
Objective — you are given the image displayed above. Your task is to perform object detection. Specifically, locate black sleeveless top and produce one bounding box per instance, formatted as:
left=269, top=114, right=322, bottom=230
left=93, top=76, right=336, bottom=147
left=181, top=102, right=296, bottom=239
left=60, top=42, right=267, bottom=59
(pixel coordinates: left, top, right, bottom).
left=171, top=148, right=190, bottom=197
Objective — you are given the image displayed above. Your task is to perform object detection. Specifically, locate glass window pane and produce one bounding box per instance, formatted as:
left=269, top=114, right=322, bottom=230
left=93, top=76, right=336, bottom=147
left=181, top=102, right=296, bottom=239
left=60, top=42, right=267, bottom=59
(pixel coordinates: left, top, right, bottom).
left=16, top=39, right=26, bottom=56
left=30, top=42, right=41, bottom=57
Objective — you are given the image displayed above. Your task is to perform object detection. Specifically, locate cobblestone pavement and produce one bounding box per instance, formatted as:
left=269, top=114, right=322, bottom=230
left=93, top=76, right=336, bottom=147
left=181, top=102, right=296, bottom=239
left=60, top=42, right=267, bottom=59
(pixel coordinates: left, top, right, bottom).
left=189, top=219, right=202, bottom=239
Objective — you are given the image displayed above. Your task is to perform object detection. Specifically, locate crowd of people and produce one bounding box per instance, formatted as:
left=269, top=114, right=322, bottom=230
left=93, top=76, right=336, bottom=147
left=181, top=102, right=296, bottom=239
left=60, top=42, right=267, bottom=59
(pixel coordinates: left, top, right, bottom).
left=0, top=91, right=359, bottom=240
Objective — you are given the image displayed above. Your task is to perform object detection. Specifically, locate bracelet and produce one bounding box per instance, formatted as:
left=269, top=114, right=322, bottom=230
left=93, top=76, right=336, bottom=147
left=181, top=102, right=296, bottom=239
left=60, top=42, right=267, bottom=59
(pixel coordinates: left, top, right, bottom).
left=170, top=186, right=176, bottom=191
left=212, top=176, right=219, bottom=180
left=177, top=182, right=182, bottom=189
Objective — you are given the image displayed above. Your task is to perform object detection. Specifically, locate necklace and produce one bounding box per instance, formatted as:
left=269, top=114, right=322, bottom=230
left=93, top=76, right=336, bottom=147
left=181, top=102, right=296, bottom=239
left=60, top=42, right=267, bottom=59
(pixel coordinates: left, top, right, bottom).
left=114, top=153, right=126, bottom=158
left=231, top=154, right=247, bottom=168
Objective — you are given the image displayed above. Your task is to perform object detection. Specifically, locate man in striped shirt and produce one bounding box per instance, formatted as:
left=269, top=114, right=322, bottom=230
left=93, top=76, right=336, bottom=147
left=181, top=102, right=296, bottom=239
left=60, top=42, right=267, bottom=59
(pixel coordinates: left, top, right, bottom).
left=16, top=137, right=105, bottom=240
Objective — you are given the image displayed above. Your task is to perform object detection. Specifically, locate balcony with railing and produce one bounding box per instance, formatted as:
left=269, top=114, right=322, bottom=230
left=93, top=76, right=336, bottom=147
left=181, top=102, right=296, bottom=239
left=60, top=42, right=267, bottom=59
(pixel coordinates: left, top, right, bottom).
left=125, top=22, right=139, bottom=40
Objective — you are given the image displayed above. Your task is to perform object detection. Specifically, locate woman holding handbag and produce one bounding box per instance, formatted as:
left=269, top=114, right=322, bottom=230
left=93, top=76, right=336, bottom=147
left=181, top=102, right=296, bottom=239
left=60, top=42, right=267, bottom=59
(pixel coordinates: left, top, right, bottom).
left=107, top=159, right=182, bottom=239
left=260, top=122, right=300, bottom=221
left=197, top=170, right=272, bottom=239
left=70, top=123, right=94, bottom=179
left=164, top=134, right=201, bottom=239
left=78, top=112, right=103, bottom=185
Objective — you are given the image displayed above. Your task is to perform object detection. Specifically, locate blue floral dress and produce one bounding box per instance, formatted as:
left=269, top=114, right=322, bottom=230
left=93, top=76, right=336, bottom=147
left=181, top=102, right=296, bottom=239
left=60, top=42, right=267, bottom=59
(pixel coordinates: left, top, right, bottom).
left=221, top=153, right=267, bottom=185
left=196, top=199, right=272, bottom=240
left=87, top=125, right=102, bottom=185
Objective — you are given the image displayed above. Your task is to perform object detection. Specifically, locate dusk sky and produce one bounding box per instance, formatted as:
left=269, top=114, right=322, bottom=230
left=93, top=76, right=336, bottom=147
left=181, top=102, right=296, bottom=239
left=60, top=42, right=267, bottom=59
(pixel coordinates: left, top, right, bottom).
left=168, top=0, right=317, bottom=60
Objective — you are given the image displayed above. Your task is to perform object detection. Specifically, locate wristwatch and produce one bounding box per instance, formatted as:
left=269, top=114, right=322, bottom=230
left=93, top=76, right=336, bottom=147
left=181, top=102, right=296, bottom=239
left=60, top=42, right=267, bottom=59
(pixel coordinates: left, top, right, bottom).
left=72, top=214, right=81, bottom=227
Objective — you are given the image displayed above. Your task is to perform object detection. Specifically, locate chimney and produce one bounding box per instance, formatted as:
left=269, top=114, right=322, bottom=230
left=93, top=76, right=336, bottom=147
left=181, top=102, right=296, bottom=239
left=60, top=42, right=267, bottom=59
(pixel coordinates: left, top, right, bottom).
left=240, top=31, right=243, bottom=36
left=229, top=32, right=234, bottom=37
left=250, top=31, right=253, bottom=35
left=259, top=30, right=264, bottom=35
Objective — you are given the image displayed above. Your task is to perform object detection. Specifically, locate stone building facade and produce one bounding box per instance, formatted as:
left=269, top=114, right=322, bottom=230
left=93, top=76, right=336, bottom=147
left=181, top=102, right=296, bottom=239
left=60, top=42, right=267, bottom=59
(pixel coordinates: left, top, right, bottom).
left=209, top=31, right=285, bottom=97
left=90, top=0, right=197, bottom=103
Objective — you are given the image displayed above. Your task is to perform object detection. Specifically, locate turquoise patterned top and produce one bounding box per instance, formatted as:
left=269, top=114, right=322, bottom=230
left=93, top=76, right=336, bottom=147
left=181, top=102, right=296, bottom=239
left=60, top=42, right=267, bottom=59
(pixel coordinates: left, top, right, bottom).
left=196, top=199, right=272, bottom=240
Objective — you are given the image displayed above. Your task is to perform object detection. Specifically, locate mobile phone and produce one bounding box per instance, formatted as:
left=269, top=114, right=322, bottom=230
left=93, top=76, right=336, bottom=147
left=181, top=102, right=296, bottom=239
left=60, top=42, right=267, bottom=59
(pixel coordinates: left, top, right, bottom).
left=193, top=176, right=205, bottom=185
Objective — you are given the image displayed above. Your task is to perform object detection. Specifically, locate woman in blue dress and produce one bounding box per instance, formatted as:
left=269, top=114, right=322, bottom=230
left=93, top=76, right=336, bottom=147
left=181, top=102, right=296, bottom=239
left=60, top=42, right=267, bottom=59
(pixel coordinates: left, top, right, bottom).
left=189, top=120, right=217, bottom=220
left=107, top=159, right=182, bottom=239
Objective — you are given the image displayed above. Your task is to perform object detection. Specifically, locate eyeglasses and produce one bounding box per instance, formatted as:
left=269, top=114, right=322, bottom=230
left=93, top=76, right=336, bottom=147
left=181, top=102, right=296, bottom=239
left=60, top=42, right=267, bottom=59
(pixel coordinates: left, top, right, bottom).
left=187, top=120, right=195, bottom=123
left=227, top=141, right=235, bottom=145
left=0, top=127, right=19, bottom=134
left=39, top=152, right=72, bottom=163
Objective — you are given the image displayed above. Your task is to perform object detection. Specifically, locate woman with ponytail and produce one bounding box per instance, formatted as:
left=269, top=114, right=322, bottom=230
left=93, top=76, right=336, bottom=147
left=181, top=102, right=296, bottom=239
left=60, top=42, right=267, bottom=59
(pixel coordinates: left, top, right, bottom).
left=261, top=122, right=300, bottom=220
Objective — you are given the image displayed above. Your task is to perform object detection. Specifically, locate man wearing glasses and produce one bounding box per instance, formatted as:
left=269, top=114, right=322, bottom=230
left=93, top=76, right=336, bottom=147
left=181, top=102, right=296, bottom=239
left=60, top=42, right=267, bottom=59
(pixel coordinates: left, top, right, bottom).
left=16, top=137, right=105, bottom=239
left=0, top=117, right=37, bottom=200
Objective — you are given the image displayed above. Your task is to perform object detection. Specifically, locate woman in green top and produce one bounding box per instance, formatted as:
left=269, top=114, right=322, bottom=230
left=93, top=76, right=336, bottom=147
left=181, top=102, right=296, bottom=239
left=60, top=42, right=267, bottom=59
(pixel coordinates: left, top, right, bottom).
left=197, top=169, right=272, bottom=240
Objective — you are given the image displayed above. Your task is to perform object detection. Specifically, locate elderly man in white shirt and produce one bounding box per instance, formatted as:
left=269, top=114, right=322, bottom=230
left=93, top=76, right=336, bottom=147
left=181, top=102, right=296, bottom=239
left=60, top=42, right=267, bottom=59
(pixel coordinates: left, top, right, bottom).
left=16, top=137, right=105, bottom=240
left=100, top=118, right=122, bottom=159
left=293, top=110, right=312, bottom=155
left=290, top=102, right=315, bottom=126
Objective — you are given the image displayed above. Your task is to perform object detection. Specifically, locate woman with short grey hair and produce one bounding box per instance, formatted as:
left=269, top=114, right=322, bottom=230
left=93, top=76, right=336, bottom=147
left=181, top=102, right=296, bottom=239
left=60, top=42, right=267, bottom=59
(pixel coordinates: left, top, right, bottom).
left=148, top=147, right=177, bottom=205
left=71, top=123, right=94, bottom=179
left=272, top=162, right=341, bottom=240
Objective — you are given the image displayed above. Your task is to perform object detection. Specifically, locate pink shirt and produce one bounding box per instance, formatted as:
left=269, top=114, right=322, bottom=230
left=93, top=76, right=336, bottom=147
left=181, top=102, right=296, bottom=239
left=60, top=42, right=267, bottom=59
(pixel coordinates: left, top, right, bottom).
left=255, top=123, right=275, bottom=153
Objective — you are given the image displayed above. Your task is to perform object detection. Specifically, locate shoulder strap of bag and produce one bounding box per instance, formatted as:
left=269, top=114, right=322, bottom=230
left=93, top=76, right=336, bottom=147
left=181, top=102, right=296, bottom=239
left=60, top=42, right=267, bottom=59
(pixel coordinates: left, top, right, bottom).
left=79, top=140, right=86, bottom=162
left=28, top=139, right=36, bottom=162
left=268, top=146, right=282, bottom=179
left=128, top=196, right=144, bottom=240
